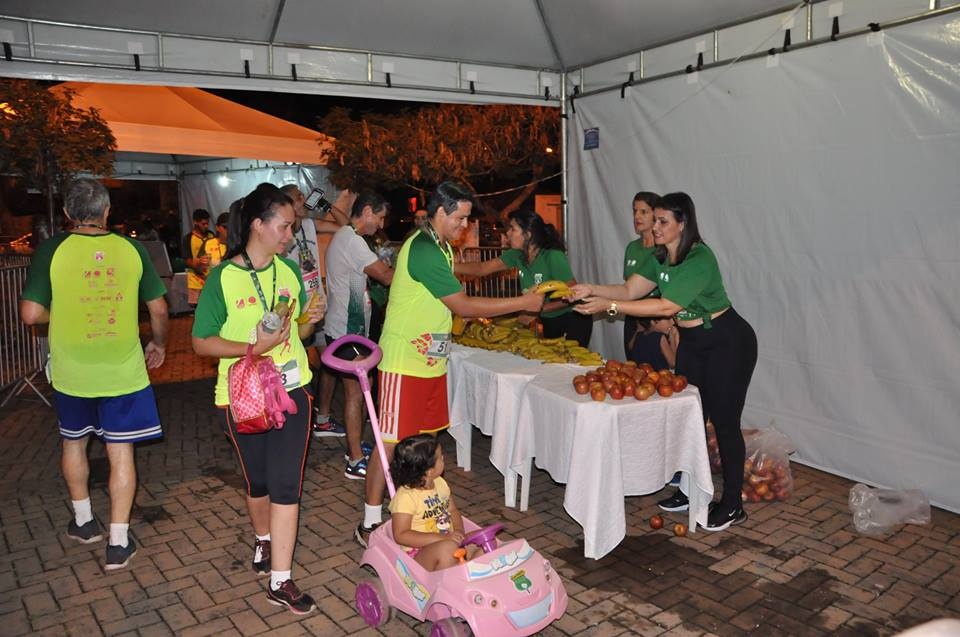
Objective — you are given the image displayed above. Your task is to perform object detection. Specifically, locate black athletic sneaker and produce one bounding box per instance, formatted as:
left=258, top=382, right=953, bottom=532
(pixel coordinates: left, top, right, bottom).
left=354, top=521, right=380, bottom=549
left=66, top=519, right=103, bottom=544
left=704, top=502, right=748, bottom=532
left=105, top=536, right=137, bottom=571
left=266, top=579, right=316, bottom=615
left=253, top=538, right=270, bottom=575
left=657, top=490, right=690, bottom=512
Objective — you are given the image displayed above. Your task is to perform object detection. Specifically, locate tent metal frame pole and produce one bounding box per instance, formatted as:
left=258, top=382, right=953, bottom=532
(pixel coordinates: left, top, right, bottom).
left=573, top=3, right=960, bottom=102
left=570, top=0, right=829, bottom=72
left=2, top=55, right=558, bottom=105
left=560, top=72, right=568, bottom=242
left=0, top=14, right=555, bottom=73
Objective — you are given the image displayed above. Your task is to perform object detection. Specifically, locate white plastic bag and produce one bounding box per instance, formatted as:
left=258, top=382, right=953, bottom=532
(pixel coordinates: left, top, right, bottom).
left=742, top=427, right=796, bottom=503
left=848, top=483, right=931, bottom=535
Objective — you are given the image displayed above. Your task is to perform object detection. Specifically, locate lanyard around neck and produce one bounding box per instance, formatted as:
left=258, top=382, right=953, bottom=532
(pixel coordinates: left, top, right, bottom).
left=241, top=251, right=277, bottom=313
left=423, top=224, right=453, bottom=269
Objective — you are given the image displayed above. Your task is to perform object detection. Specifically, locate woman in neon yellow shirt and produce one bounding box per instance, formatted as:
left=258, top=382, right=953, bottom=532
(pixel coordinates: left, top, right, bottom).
left=192, top=183, right=326, bottom=615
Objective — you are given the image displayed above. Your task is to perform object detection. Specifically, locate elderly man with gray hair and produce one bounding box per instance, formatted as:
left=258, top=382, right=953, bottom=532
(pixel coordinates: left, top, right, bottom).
left=20, top=178, right=169, bottom=571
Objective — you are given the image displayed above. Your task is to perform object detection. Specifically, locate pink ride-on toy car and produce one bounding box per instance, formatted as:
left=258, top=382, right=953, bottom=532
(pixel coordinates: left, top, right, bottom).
left=322, top=335, right=569, bottom=637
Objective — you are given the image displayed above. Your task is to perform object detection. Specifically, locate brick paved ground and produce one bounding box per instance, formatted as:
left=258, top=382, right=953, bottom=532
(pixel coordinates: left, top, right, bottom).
left=2, top=318, right=959, bottom=636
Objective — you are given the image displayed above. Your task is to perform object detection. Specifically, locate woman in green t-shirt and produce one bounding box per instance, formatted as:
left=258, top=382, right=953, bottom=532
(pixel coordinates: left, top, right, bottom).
left=623, top=191, right=661, bottom=364
left=192, top=183, right=326, bottom=615
left=569, top=192, right=757, bottom=533
left=455, top=209, right=593, bottom=347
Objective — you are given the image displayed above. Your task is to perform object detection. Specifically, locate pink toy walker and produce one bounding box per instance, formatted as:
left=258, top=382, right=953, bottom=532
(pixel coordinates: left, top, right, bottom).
left=323, top=335, right=568, bottom=637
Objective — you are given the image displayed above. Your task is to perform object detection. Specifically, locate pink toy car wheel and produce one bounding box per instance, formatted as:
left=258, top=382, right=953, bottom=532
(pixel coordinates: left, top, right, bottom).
left=430, top=617, right=471, bottom=637
left=355, top=578, right=392, bottom=627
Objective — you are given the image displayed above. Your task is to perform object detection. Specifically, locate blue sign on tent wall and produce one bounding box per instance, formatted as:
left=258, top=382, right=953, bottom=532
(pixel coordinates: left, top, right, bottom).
left=583, top=127, right=599, bottom=150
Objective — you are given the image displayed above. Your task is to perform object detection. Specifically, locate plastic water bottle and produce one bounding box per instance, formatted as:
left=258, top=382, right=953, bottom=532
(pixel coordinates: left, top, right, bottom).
left=260, top=312, right=280, bottom=334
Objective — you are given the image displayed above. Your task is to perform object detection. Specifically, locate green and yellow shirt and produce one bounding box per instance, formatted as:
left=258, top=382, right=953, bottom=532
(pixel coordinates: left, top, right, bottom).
left=499, top=248, right=574, bottom=319
left=378, top=230, right=461, bottom=378
left=638, top=242, right=730, bottom=323
left=182, top=231, right=220, bottom=291
left=192, top=256, right=310, bottom=405
left=22, top=232, right=166, bottom=397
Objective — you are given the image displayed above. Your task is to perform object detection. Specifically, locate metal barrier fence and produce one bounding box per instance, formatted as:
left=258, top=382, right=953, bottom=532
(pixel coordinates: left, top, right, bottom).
left=0, top=254, right=33, bottom=267
left=458, top=246, right=521, bottom=298
left=0, top=264, right=49, bottom=406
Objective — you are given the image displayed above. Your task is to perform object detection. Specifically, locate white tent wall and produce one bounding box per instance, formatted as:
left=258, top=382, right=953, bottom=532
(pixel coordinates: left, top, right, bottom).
left=566, top=12, right=960, bottom=512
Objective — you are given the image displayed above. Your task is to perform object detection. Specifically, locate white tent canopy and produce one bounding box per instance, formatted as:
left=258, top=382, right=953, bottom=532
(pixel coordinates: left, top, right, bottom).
left=2, top=0, right=959, bottom=513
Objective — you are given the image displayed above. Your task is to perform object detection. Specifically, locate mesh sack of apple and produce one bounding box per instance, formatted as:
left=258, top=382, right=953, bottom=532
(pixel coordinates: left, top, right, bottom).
left=705, top=420, right=723, bottom=474
left=570, top=360, right=689, bottom=402
left=741, top=427, right=796, bottom=503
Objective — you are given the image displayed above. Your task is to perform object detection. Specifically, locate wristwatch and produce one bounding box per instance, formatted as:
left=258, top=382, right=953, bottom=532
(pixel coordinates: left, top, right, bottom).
left=606, top=301, right=618, bottom=317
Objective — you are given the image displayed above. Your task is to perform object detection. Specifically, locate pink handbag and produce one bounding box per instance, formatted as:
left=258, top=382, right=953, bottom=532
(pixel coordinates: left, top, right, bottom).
left=228, top=345, right=298, bottom=434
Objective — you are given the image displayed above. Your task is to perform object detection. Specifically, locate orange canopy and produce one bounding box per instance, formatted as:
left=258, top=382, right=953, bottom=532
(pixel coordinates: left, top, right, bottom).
left=53, top=82, right=332, bottom=164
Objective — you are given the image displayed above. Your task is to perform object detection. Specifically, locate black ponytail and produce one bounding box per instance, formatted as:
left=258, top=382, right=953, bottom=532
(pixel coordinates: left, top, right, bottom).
left=507, top=209, right=564, bottom=263
left=224, top=183, right=292, bottom=259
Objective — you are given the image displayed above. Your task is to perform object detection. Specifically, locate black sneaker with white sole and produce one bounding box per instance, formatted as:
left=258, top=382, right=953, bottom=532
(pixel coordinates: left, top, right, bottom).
left=657, top=490, right=690, bottom=512
left=105, top=536, right=137, bottom=571
left=354, top=521, right=380, bottom=548
left=67, top=519, right=103, bottom=544
left=704, top=503, right=748, bottom=532
left=267, top=579, right=316, bottom=615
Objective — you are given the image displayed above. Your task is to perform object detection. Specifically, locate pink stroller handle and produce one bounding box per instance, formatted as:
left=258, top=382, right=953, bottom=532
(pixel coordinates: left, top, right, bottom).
left=322, top=335, right=382, bottom=394
left=322, top=334, right=396, bottom=498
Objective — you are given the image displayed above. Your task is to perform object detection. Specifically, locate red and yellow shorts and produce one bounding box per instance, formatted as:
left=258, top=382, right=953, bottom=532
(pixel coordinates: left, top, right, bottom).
left=377, top=371, right=449, bottom=443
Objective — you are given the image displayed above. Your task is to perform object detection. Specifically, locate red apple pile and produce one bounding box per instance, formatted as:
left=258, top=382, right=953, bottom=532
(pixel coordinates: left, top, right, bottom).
left=741, top=451, right=793, bottom=503
left=571, top=360, right=688, bottom=402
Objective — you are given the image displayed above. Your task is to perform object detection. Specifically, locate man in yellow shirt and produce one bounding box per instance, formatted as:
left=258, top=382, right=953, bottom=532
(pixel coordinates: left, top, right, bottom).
left=21, top=179, right=169, bottom=570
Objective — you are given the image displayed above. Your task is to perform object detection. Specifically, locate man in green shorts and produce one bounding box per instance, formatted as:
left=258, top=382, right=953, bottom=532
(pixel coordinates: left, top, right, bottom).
left=21, top=178, right=169, bottom=571
left=356, top=181, right=545, bottom=546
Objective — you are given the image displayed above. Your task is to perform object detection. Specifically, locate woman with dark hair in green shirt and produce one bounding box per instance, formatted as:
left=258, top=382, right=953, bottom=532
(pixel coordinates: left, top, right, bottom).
left=455, top=209, right=592, bottom=347
left=569, top=192, right=757, bottom=532
left=623, top=191, right=663, bottom=363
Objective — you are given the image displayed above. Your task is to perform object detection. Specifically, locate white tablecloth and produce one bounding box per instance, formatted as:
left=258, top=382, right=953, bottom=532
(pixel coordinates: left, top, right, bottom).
left=446, top=345, right=546, bottom=474
left=511, top=368, right=714, bottom=559
left=447, top=346, right=714, bottom=559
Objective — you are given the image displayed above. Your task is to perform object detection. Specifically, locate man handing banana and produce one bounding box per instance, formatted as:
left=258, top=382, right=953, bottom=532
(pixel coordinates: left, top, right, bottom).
left=356, top=182, right=547, bottom=545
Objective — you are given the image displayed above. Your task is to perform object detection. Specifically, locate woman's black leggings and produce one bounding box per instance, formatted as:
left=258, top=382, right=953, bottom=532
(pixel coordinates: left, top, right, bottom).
left=676, top=308, right=757, bottom=509
left=223, top=387, right=312, bottom=505
left=542, top=310, right=593, bottom=348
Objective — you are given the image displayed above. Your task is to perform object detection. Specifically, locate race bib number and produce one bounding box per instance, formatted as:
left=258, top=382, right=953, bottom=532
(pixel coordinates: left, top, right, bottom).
left=277, top=359, right=301, bottom=390
left=302, top=268, right=321, bottom=292
left=426, top=333, right=451, bottom=358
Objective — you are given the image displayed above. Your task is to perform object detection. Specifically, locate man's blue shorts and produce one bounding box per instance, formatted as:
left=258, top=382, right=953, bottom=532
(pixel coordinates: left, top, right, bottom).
left=54, top=386, right=163, bottom=443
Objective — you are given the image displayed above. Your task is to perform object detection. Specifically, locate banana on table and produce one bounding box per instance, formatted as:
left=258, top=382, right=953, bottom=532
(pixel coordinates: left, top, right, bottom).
left=453, top=316, right=603, bottom=366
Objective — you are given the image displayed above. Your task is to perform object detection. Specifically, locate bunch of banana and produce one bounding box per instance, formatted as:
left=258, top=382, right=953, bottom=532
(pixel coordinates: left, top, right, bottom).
left=452, top=315, right=603, bottom=366
left=533, top=280, right=573, bottom=300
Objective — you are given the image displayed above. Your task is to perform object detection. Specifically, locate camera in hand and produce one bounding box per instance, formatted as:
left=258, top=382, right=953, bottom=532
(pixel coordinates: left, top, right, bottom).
left=304, top=187, right=332, bottom=214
